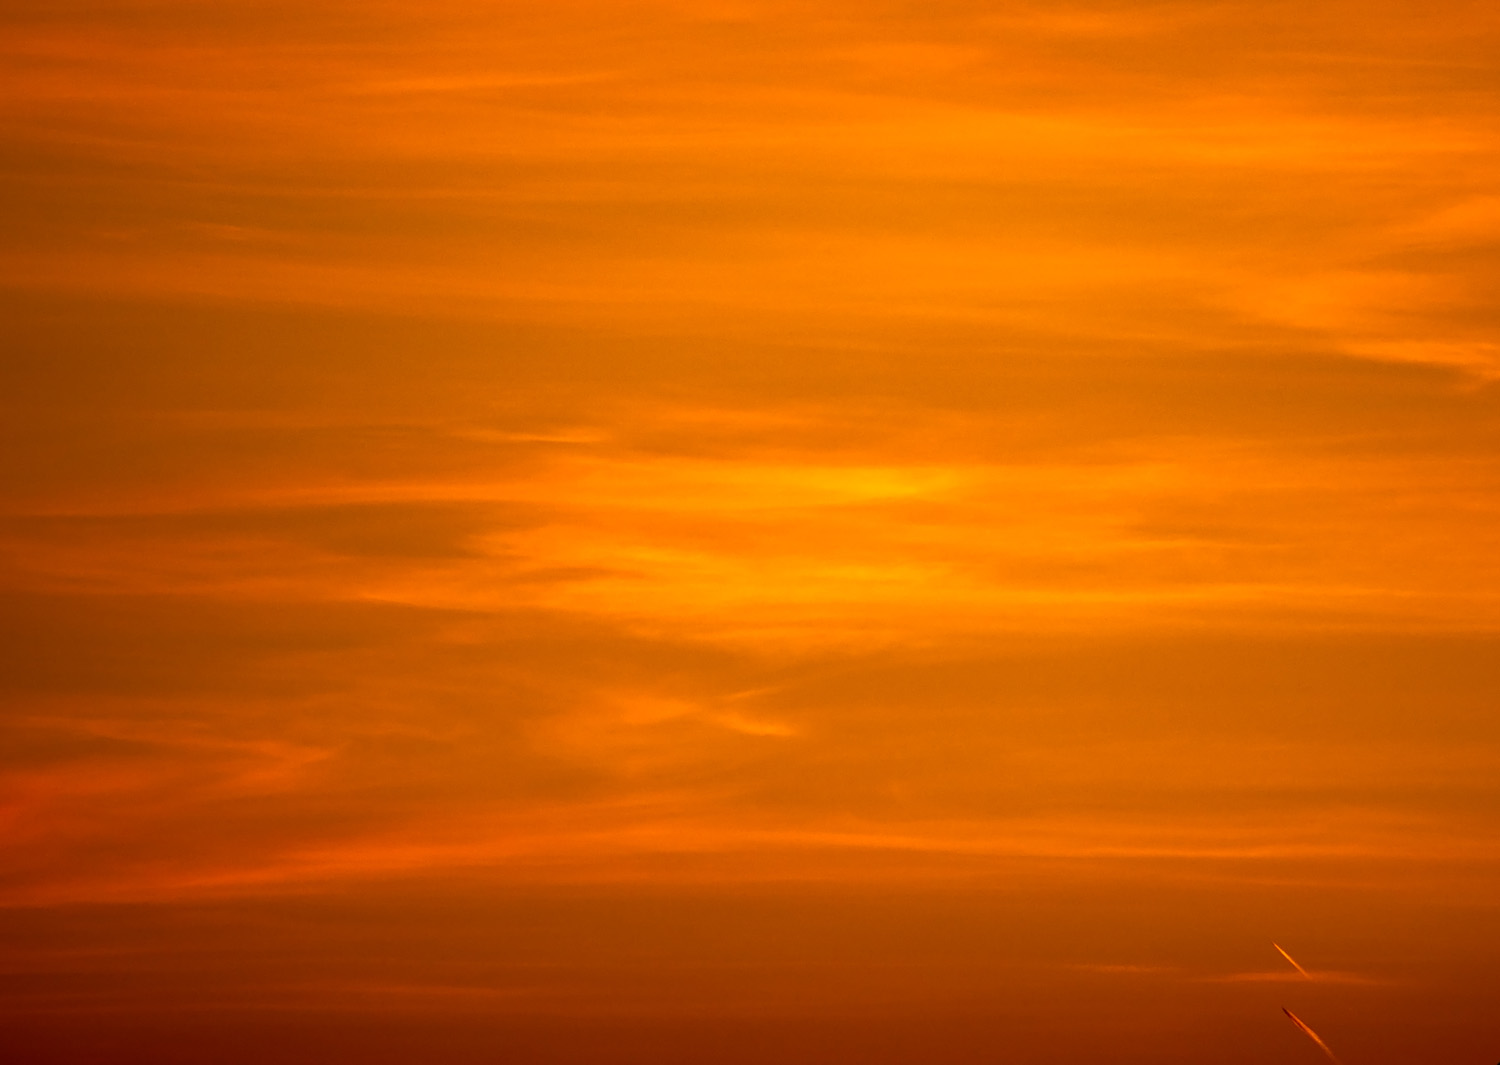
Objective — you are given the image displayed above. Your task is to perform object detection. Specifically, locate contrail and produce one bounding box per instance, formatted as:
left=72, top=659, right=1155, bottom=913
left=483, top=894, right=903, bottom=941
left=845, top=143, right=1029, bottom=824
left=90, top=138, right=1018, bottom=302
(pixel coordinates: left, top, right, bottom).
left=1274, top=942, right=1314, bottom=979
left=1283, top=1007, right=1342, bottom=1064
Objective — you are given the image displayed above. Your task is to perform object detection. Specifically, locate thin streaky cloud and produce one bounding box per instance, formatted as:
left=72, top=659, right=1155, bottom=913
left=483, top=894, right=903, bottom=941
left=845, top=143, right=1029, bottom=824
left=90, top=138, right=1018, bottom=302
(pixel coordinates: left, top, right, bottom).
left=1207, top=971, right=1385, bottom=986
left=5, top=0, right=1500, bottom=1060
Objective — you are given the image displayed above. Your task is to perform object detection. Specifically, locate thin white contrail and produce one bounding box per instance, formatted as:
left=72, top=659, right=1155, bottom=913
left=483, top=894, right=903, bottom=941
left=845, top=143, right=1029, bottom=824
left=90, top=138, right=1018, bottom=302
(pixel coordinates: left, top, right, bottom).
left=1274, top=942, right=1314, bottom=979
left=1283, top=1007, right=1342, bottom=1064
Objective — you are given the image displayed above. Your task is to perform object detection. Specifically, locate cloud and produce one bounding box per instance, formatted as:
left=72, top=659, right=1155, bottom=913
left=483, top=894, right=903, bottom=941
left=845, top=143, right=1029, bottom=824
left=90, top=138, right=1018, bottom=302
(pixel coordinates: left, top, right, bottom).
left=1207, top=970, right=1386, bottom=985
left=3, top=3, right=1500, bottom=1059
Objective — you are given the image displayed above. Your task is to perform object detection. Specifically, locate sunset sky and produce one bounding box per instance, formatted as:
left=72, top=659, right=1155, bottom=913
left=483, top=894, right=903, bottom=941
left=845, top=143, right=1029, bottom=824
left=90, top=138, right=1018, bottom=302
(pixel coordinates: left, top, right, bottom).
left=3, top=1, right=1500, bottom=1062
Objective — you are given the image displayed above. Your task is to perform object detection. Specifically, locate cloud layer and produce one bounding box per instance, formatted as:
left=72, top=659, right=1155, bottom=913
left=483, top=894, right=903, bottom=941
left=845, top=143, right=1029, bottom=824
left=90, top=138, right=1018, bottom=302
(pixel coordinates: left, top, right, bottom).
left=3, top=2, right=1500, bottom=1063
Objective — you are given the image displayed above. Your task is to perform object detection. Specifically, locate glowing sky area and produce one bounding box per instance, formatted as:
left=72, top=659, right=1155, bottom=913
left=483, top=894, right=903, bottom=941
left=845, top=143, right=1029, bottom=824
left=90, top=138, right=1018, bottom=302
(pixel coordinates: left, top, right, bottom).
left=3, top=2, right=1499, bottom=1063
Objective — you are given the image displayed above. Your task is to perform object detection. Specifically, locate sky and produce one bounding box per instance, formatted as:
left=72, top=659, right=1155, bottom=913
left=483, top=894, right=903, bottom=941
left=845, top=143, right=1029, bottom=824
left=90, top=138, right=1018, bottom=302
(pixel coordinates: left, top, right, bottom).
left=2, top=1, right=1499, bottom=1062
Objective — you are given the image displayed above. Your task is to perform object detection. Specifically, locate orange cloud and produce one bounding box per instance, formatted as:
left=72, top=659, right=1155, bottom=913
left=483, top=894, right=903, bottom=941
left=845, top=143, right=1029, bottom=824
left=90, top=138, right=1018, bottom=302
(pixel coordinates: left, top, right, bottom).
left=4, top=1, right=1500, bottom=1062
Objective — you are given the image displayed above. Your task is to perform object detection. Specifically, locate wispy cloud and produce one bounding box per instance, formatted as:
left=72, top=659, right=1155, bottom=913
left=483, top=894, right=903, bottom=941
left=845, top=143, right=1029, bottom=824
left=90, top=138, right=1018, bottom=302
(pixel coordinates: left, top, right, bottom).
left=4, top=1, right=1500, bottom=1059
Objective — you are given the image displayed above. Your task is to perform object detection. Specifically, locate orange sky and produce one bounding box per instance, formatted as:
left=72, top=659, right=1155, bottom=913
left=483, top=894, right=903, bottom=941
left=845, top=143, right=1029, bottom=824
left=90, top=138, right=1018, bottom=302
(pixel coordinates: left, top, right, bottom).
left=3, top=2, right=1500, bottom=1063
